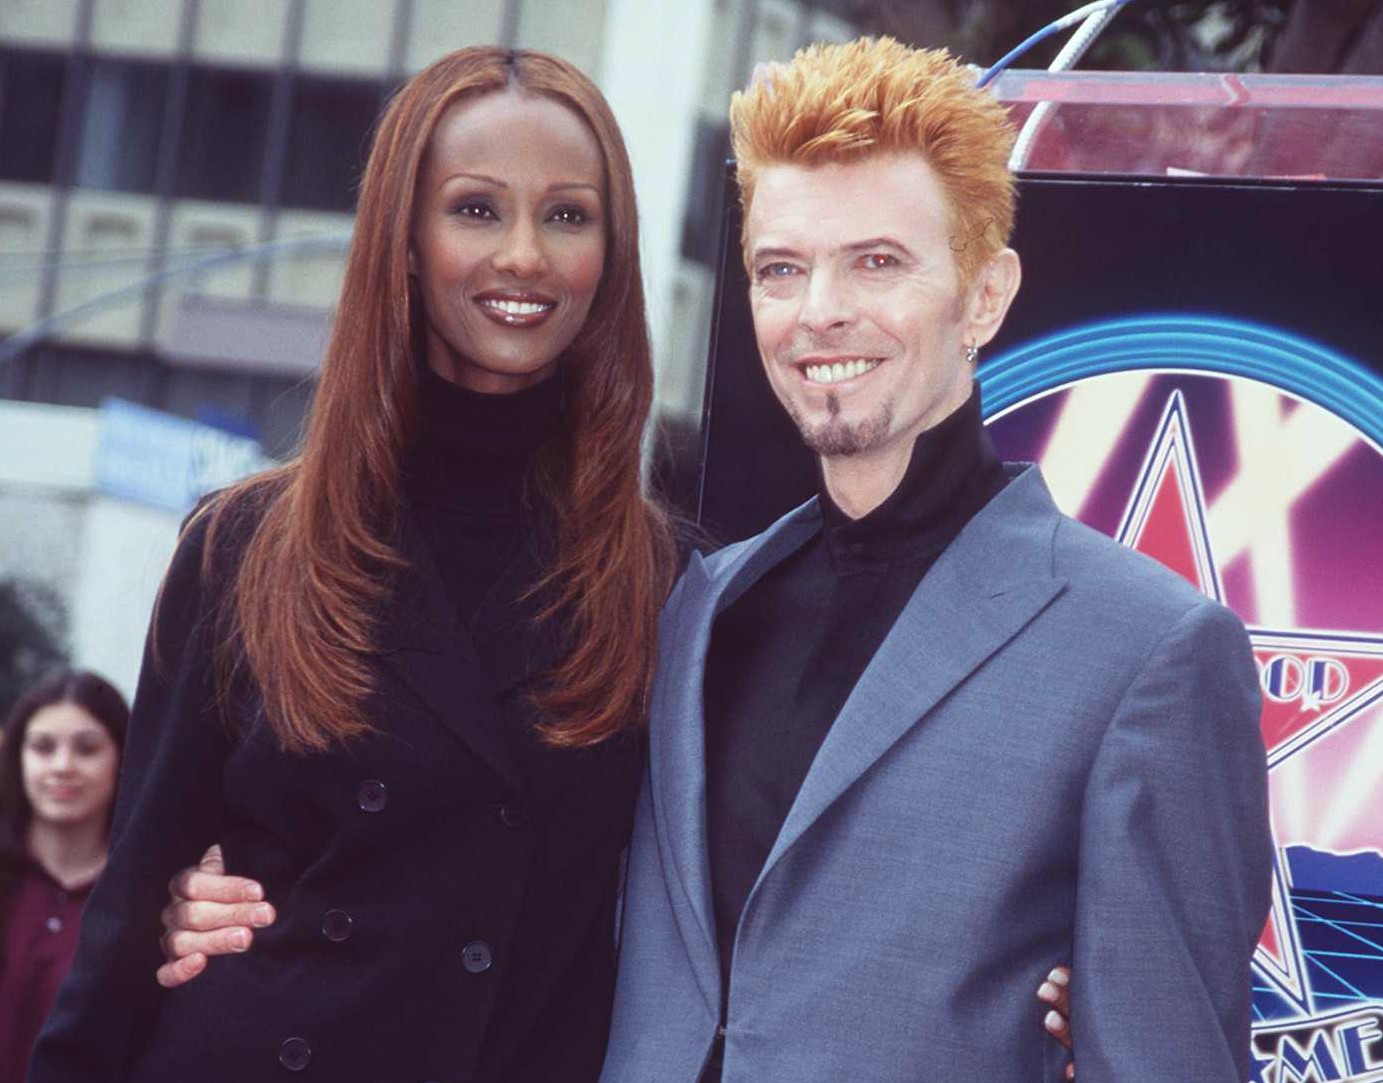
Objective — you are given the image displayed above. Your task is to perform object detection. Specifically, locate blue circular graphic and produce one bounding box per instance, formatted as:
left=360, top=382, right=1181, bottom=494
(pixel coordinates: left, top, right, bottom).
left=980, top=313, right=1383, bottom=448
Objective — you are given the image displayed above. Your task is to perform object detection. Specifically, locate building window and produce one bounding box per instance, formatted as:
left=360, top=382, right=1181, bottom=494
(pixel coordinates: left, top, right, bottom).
left=176, top=66, right=275, bottom=204
left=72, top=57, right=169, bottom=194
left=0, top=49, right=68, bottom=184
left=17, top=342, right=164, bottom=409
left=281, top=76, right=381, bottom=213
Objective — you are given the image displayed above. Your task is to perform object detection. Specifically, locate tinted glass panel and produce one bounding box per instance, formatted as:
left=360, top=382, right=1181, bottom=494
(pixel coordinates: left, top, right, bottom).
left=680, top=119, right=731, bottom=266
left=72, top=58, right=169, bottom=194
left=281, top=76, right=380, bottom=212
left=177, top=67, right=274, bottom=203
left=0, top=49, right=67, bottom=184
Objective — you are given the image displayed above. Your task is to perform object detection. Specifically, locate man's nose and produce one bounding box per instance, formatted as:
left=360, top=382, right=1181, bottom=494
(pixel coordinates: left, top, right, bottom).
left=796, top=266, right=854, bottom=335
left=491, top=219, right=548, bottom=279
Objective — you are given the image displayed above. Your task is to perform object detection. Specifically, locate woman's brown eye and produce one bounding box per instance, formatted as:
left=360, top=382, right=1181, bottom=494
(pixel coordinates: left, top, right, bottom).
left=550, top=206, right=588, bottom=225
left=453, top=201, right=495, bottom=219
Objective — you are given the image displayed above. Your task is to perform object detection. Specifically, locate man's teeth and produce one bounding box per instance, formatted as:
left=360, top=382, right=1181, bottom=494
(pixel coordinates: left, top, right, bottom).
left=481, top=299, right=554, bottom=316
left=804, top=359, right=881, bottom=384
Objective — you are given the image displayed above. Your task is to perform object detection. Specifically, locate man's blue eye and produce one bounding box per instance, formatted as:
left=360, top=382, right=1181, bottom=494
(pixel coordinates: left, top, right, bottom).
left=759, top=263, right=796, bottom=279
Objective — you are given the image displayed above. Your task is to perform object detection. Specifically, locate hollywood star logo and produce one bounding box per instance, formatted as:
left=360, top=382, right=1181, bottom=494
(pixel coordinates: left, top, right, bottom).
left=1116, top=390, right=1383, bottom=1040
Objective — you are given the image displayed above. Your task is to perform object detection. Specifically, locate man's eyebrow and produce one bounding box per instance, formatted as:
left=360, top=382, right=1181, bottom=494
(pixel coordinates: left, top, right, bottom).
left=842, top=236, right=912, bottom=256
left=749, top=245, right=802, bottom=264
left=750, top=237, right=914, bottom=263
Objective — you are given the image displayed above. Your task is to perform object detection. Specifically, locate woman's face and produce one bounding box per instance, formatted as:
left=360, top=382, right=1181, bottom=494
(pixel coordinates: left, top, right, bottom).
left=410, top=87, right=608, bottom=394
left=21, top=702, right=120, bottom=831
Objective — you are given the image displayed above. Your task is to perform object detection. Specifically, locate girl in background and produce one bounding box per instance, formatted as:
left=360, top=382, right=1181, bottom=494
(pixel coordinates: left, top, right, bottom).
left=0, top=670, right=127, bottom=1083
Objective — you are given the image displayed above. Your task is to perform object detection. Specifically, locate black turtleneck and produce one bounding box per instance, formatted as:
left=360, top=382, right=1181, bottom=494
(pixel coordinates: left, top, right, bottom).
left=402, top=366, right=564, bottom=628
left=702, top=387, right=1007, bottom=999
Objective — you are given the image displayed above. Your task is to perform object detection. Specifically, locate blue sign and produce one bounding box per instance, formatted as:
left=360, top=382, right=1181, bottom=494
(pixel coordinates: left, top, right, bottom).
left=95, top=398, right=268, bottom=512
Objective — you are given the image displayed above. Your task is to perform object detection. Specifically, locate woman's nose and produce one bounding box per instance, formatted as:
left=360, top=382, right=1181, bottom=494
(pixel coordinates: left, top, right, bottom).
left=491, top=220, right=548, bottom=279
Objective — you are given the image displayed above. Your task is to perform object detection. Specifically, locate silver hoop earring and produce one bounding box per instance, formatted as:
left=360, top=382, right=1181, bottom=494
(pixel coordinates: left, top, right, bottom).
left=965, top=343, right=979, bottom=365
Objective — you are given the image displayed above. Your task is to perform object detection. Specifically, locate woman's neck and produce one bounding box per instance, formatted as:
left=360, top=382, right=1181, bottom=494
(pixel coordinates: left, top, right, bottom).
left=26, top=817, right=109, bottom=891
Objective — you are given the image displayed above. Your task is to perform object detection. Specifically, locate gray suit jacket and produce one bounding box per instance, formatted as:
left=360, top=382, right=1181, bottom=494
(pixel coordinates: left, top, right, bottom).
left=601, top=465, right=1272, bottom=1083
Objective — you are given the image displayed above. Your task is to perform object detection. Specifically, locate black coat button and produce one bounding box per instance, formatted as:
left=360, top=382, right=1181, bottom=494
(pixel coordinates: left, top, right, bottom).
left=462, top=940, right=493, bottom=973
left=497, top=804, right=529, bottom=829
left=321, top=909, right=353, bottom=942
left=279, top=1037, right=312, bottom=1071
left=356, top=779, right=387, bottom=812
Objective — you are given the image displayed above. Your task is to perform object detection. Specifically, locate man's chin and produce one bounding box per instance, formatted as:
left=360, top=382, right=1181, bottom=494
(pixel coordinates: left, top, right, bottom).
left=798, top=417, right=891, bottom=458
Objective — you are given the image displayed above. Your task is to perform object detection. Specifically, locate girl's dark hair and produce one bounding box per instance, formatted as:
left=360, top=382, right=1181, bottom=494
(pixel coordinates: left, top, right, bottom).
left=0, top=669, right=129, bottom=860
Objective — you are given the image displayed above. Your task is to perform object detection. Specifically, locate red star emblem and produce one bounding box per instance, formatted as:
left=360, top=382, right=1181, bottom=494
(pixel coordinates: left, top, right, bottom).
left=1117, top=391, right=1383, bottom=1015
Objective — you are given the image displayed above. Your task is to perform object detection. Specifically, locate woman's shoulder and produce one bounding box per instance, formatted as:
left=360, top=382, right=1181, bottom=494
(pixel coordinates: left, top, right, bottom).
left=161, top=470, right=291, bottom=616
left=186, top=471, right=290, bottom=559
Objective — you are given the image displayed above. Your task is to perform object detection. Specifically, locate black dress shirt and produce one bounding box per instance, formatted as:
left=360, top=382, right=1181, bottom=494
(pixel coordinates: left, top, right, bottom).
left=703, top=387, right=1007, bottom=1003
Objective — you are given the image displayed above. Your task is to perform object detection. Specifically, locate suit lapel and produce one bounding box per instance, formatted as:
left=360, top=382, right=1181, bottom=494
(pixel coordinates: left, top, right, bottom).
left=648, top=504, right=821, bottom=1011
left=753, top=466, right=1068, bottom=889
left=375, top=509, right=534, bottom=797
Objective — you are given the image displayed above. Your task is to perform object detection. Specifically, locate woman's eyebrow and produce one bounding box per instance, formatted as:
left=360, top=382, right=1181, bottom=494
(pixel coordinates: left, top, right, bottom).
left=438, top=170, right=506, bottom=191
left=549, top=182, right=601, bottom=195
left=436, top=174, right=599, bottom=196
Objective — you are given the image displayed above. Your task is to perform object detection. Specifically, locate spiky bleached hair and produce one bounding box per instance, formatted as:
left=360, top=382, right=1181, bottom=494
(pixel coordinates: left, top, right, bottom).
left=729, top=36, right=1017, bottom=286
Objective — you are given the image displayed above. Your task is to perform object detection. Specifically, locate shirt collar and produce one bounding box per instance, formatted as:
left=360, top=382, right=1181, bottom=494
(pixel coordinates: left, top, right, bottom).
left=816, top=382, right=1004, bottom=575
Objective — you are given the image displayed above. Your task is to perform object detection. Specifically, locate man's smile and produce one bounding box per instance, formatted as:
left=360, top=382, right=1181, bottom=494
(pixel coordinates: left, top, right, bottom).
left=798, top=357, right=884, bottom=386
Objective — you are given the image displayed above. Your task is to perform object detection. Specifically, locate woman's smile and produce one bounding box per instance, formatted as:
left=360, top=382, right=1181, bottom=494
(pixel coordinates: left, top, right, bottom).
left=411, top=88, right=608, bottom=394
left=474, top=288, right=559, bottom=327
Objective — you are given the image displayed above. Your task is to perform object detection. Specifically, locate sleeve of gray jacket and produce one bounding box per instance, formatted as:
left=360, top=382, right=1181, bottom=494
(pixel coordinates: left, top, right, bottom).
left=1070, top=598, right=1273, bottom=1082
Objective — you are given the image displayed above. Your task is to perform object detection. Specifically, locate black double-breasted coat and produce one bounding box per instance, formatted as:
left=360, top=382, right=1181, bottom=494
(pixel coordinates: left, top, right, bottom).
left=30, top=500, right=643, bottom=1082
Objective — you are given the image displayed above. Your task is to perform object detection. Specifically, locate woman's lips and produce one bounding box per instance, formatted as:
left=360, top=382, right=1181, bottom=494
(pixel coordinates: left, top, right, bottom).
left=474, top=291, right=557, bottom=329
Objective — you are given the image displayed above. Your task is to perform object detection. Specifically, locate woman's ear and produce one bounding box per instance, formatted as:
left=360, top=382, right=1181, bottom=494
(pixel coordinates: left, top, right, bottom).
left=965, top=247, right=1021, bottom=350
left=407, top=244, right=418, bottom=277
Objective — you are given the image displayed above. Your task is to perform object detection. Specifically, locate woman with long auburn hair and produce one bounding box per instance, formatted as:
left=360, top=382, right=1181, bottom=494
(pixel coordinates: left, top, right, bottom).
left=30, top=46, right=674, bottom=1083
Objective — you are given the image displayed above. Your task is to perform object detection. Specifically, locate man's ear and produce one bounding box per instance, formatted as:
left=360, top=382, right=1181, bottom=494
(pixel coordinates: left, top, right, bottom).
left=964, top=247, right=1021, bottom=349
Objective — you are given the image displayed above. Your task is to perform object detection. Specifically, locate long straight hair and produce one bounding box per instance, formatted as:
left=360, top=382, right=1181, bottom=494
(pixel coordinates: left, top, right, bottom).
left=201, top=48, right=673, bottom=753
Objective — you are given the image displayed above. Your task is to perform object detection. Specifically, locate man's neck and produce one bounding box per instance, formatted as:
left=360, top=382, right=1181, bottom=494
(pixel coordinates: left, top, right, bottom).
left=818, top=441, right=913, bottom=520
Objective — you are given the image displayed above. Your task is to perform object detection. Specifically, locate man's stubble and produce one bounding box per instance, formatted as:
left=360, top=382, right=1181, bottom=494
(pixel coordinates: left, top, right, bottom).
left=788, top=390, right=894, bottom=458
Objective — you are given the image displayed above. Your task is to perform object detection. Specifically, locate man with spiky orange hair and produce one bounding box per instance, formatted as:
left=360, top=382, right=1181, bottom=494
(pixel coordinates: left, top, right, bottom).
left=600, top=37, right=1271, bottom=1083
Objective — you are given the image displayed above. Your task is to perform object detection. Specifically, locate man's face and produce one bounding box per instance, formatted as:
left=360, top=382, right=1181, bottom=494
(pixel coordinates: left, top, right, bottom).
left=745, top=152, right=982, bottom=461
